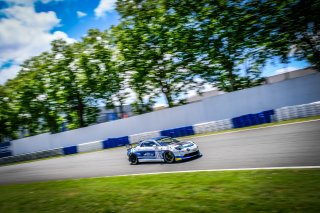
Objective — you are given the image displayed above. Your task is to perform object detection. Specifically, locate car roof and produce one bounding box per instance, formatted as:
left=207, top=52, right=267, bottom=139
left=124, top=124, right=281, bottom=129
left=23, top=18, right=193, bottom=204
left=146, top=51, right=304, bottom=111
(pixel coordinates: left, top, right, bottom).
left=149, top=136, right=170, bottom=141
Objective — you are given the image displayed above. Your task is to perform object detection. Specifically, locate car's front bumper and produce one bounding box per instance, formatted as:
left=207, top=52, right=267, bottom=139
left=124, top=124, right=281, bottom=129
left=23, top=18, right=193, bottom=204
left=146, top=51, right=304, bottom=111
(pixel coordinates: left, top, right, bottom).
left=175, top=150, right=202, bottom=161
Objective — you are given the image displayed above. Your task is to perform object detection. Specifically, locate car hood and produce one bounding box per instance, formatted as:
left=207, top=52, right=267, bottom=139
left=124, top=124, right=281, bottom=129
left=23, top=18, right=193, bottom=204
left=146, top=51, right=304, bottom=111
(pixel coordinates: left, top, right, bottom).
left=168, top=141, right=195, bottom=150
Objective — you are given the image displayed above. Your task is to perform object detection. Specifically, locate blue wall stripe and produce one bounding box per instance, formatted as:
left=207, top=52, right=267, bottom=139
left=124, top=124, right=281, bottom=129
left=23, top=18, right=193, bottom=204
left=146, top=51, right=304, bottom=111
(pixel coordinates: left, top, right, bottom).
left=0, top=142, right=12, bottom=158
left=63, top=146, right=78, bottom=155
left=102, top=136, right=130, bottom=149
left=232, top=109, right=275, bottom=128
left=160, top=126, right=195, bottom=138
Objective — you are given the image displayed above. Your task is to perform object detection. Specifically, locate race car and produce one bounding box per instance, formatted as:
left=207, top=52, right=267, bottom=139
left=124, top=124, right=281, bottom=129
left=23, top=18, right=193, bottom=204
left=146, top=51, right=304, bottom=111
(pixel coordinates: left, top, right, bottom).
left=126, top=136, right=201, bottom=164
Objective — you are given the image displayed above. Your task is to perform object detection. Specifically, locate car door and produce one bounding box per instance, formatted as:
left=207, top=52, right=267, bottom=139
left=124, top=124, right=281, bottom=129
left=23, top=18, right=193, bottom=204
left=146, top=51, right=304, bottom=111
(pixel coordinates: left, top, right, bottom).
left=136, top=141, right=157, bottom=160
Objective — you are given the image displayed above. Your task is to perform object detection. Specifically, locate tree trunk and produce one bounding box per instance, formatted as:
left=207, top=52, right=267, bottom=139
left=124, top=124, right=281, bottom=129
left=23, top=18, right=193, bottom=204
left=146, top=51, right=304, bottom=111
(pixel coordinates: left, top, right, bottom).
left=164, top=91, right=174, bottom=108
left=76, top=94, right=85, bottom=127
left=227, top=68, right=235, bottom=92
left=302, top=34, right=320, bottom=70
left=119, top=103, right=124, bottom=118
left=159, top=80, right=174, bottom=107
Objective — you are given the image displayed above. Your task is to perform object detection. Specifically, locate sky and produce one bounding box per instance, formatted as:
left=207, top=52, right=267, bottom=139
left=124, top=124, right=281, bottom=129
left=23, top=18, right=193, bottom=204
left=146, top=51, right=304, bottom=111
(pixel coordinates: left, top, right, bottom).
left=0, top=0, right=119, bottom=84
left=0, top=0, right=311, bottom=106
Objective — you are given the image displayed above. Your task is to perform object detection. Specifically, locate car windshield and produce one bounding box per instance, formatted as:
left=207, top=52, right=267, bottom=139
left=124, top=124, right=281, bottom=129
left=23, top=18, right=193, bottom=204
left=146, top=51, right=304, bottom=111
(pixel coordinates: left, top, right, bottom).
left=157, top=137, right=179, bottom=146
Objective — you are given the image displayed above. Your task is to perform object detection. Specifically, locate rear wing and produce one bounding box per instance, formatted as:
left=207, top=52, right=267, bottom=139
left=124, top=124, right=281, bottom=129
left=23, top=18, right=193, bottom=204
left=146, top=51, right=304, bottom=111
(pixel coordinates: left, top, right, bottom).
left=126, top=144, right=133, bottom=149
left=126, top=142, right=140, bottom=149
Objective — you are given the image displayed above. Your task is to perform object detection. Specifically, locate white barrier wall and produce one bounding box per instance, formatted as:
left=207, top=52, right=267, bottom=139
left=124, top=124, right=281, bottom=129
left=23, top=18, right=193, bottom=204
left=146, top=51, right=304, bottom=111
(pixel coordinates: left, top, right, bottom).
left=78, top=141, right=103, bottom=153
left=11, top=73, right=320, bottom=155
left=193, top=119, right=233, bottom=134
left=275, top=101, right=320, bottom=121
left=129, top=131, right=161, bottom=144
left=11, top=133, right=52, bottom=155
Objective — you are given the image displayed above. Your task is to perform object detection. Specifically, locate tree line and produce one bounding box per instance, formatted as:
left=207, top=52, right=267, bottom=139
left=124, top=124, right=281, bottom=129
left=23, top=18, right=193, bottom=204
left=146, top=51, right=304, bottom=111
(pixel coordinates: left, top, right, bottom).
left=0, top=0, right=319, bottom=141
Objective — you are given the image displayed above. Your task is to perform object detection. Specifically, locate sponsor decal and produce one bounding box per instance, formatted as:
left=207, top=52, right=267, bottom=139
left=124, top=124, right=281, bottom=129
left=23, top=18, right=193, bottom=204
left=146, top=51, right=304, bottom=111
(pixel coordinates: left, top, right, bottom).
left=136, top=151, right=156, bottom=159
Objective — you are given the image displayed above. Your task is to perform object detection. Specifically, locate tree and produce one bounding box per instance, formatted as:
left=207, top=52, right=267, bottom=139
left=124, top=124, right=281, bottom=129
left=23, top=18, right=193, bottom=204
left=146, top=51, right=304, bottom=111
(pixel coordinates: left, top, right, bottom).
left=115, top=0, right=200, bottom=107
left=0, top=85, right=19, bottom=141
left=21, top=53, right=62, bottom=134
left=79, top=29, right=129, bottom=118
left=3, top=53, right=63, bottom=135
left=246, top=0, right=320, bottom=70
left=115, top=0, right=266, bottom=103
left=129, top=69, right=155, bottom=114
left=163, top=0, right=266, bottom=92
left=50, top=39, right=103, bottom=128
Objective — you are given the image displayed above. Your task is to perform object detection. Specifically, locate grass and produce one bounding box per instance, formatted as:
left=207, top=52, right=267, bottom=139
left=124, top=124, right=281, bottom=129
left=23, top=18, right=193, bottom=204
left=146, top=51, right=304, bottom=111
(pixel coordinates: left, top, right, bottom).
left=0, top=169, right=320, bottom=212
left=179, top=115, right=320, bottom=140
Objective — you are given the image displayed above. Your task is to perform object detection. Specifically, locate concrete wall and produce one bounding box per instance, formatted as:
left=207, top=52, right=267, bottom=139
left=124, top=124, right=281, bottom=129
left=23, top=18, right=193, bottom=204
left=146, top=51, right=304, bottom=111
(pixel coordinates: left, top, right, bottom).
left=202, top=72, right=320, bottom=121
left=11, top=72, right=320, bottom=155
left=265, top=67, right=318, bottom=84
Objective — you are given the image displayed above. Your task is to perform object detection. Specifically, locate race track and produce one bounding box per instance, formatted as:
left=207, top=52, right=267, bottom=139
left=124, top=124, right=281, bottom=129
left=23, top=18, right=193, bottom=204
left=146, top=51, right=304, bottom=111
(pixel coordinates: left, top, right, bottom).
left=1, top=120, right=320, bottom=185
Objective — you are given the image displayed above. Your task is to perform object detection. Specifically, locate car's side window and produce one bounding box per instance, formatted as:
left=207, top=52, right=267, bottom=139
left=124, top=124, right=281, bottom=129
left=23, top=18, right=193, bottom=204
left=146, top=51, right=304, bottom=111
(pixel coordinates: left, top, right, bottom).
left=140, top=142, right=146, bottom=147
left=141, top=141, right=156, bottom=147
left=148, top=142, right=157, bottom=147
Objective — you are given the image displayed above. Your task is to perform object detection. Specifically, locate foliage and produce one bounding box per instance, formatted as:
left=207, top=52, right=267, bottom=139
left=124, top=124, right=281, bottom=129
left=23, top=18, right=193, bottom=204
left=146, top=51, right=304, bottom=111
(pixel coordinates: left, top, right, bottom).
left=0, top=85, right=19, bottom=140
left=115, top=0, right=266, bottom=95
left=246, top=0, right=320, bottom=69
left=115, top=0, right=201, bottom=107
left=1, top=0, right=318, bottom=140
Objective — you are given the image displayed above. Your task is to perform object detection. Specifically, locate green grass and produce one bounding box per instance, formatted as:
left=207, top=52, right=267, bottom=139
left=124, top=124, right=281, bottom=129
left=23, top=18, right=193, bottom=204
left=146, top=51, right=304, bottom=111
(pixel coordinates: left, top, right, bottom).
left=180, top=115, right=320, bottom=139
left=1, top=169, right=320, bottom=213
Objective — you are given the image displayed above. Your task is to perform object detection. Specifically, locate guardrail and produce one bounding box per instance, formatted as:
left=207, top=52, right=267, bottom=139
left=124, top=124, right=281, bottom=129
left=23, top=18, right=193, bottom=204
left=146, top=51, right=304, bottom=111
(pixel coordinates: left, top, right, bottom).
left=1, top=101, right=319, bottom=166
left=78, top=140, right=103, bottom=153
left=231, top=110, right=274, bottom=128
left=275, top=102, right=320, bottom=121
left=193, top=119, right=233, bottom=134
left=0, top=148, right=63, bottom=165
left=129, top=131, right=161, bottom=144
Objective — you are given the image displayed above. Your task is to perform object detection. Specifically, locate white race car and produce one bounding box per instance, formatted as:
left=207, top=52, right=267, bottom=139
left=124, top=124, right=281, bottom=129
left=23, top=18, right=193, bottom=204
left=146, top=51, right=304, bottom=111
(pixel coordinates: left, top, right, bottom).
left=126, top=136, right=201, bottom=164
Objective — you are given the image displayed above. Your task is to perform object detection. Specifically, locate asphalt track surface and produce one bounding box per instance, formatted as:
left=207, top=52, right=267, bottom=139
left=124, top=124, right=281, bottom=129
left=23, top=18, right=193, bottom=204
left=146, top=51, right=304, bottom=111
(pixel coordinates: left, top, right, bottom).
left=1, top=120, right=320, bottom=185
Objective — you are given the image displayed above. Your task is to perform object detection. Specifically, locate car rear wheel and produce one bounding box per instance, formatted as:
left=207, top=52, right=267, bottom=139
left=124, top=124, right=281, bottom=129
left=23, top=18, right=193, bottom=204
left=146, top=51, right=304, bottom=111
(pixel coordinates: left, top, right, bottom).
left=163, top=151, right=175, bottom=163
left=129, top=154, right=139, bottom=165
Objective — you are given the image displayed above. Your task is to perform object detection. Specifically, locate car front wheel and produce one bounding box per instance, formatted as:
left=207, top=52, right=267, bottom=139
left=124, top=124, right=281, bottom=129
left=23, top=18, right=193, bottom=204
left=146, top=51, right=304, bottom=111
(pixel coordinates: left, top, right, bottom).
left=129, top=154, right=139, bottom=165
left=163, top=151, right=175, bottom=163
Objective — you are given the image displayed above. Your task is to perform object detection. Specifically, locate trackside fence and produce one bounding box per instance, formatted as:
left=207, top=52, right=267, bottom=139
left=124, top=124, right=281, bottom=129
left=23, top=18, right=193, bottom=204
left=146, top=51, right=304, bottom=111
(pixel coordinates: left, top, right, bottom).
left=1, top=101, right=320, bottom=165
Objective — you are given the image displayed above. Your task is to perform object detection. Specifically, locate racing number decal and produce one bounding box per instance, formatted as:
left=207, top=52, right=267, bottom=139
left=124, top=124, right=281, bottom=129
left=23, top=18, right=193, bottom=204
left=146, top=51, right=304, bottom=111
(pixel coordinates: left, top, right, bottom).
left=155, top=150, right=162, bottom=159
left=136, top=151, right=156, bottom=159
